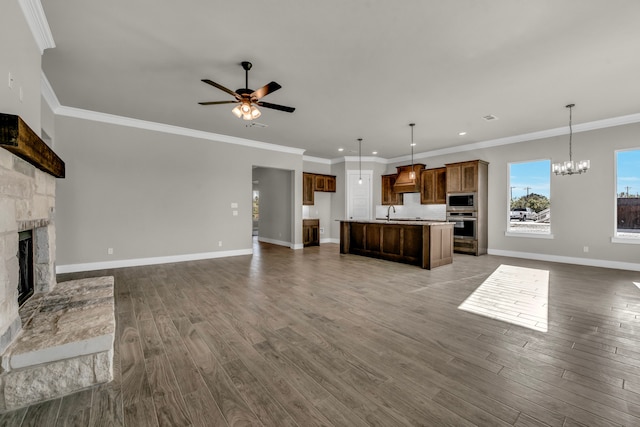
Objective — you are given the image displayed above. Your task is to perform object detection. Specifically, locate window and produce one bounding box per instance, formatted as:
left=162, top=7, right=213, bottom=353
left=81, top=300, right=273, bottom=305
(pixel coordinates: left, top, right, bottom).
left=616, top=149, right=640, bottom=240
left=252, top=190, right=259, bottom=220
left=507, top=160, right=551, bottom=235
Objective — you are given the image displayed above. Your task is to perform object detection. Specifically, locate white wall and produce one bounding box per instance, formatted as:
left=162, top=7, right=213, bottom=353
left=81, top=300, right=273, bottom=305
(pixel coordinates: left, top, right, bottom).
left=54, top=114, right=304, bottom=269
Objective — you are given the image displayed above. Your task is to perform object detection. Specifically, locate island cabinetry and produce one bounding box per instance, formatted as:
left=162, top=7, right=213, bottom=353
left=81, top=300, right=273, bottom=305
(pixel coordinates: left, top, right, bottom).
left=381, top=174, right=403, bottom=205
left=340, top=221, right=453, bottom=269
left=303, top=219, right=320, bottom=247
left=420, top=167, right=446, bottom=204
left=446, top=161, right=480, bottom=193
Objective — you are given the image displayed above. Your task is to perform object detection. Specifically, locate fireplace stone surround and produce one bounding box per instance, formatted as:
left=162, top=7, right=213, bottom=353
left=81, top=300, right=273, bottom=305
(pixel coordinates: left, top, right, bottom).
left=1, top=117, right=114, bottom=410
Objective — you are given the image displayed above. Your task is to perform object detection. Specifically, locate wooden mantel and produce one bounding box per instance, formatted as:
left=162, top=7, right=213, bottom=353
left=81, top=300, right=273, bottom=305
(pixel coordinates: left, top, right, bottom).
left=0, top=113, right=65, bottom=178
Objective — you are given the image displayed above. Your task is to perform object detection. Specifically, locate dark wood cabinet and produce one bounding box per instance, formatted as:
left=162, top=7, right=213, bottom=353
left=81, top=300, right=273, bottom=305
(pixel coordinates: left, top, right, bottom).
left=446, top=161, right=479, bottom=193
left=303, top=219, right=319, bottom=247
left=303, top=173, right=315, bottom=205
left=340, top=221, right=453, bottom=270
left=304, top=173, right=336, bottom=206
left=381, top=174, right=403, bottom=205
left=325, top=175, right=336, bottom=192
left=420, top=167, right=446, bottom=204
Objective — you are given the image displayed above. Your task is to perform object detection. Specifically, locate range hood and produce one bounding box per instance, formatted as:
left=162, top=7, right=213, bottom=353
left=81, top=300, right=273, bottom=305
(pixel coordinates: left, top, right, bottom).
left=393, top=163, right=425, bottom=193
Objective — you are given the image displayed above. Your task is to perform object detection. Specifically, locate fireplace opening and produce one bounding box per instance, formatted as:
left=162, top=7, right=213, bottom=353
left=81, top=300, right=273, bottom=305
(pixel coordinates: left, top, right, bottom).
left=18, top=230, right=34, bottom=307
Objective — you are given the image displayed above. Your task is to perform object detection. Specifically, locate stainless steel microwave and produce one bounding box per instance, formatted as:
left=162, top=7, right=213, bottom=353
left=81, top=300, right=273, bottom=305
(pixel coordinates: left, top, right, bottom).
left=447, top=193, right=477, bottom=211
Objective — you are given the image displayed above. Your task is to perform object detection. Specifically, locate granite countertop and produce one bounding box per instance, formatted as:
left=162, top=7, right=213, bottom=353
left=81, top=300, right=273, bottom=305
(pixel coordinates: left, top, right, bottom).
left=340, top=219, right=451, bottom=225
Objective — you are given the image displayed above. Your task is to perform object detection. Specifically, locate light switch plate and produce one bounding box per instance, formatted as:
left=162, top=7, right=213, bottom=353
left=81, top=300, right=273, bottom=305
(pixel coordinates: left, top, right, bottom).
left=231, top=202, right=238, bottom=208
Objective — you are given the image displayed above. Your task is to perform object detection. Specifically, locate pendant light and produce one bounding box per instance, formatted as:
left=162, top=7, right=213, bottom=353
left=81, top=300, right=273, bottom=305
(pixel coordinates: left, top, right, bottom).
left=409, top=123, right=416, bottom=180
left=358, top=138, right=363, bottom=185
left=552, top=104, right=590, bottom=175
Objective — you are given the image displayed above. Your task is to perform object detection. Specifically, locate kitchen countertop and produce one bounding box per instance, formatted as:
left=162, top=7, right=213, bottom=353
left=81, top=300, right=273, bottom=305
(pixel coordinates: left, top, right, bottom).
left=340, top=219, right=450, bottom=226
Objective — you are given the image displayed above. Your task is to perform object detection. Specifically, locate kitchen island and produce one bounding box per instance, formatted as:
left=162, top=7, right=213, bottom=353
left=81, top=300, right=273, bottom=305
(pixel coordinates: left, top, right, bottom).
left=340, top=220, right=454, bottom=269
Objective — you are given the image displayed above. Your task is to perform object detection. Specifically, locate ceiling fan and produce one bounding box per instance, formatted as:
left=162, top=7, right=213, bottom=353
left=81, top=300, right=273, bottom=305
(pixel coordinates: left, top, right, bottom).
left=199, top=61, right=295, bottom=120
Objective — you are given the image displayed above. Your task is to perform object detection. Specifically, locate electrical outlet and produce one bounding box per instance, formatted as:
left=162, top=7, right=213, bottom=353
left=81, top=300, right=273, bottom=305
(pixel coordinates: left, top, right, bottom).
left=320, top=227, right=325, bottom=234
left=232, top=210, right=238, bottom=216
left=218, top=241, right=222, bottom=247
left=19, top=86, right=23, bottom=102
left=583, top=246, right=589, bottom=253
left=8, top=72, right=14, bottom=89
left=231, top=202, right=238, bottom=208
left=107, top=248, right=113, bottom=255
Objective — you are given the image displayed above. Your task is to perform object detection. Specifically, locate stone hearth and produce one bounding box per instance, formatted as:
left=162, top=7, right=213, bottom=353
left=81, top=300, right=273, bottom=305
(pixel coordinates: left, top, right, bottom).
left=0, top=276, right=115, bottom=411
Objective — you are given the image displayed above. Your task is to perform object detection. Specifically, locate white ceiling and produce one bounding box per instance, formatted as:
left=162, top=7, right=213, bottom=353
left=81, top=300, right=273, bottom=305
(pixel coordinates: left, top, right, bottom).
left=41, top=1, right=640, bottom=160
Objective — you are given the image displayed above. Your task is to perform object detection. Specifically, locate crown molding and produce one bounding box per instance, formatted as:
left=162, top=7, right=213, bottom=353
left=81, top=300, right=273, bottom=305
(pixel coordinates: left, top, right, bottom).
left=55, top=106, right=306, bottom=155
left=388, top=112, right=640, bottom=164
left=343, top=155, right=387, bottom=164
left=40, top=72, right=60, bottom=112
left=18, top=0, right=55, bottom=54
left=303, top=155, right=332, bottom=165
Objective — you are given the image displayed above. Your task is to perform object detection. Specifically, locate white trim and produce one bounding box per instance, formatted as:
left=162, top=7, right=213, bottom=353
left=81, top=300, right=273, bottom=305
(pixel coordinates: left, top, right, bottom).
left=257, top=236, right=293, bottom=248
left=18, top=0, right=55, bottom=54
left=504, top=231, right=554, bottom=239
left=40, top=72, right=60, bottom=112
left=303, top=155, right=332, bottom=165
left=55, top=249, right=253, bottom=274
left=321, top=238, right=339, bottom=244
left=488, top=248, right=640, bottom=272
left=388, top=112, right=640, bottom=164
left=343, top=155, right=388, bottom=164
left=56, top=106, right=306, bottom=155
left=611, top=236, right=640, bottom=245
left=292, top=243, right=304, bottom=250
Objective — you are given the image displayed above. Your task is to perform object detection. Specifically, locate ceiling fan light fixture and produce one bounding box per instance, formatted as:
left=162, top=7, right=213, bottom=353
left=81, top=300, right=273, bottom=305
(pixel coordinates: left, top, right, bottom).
left=250, top=105, right=261, bottom=119
left=231, top=104, right=243, bottom=118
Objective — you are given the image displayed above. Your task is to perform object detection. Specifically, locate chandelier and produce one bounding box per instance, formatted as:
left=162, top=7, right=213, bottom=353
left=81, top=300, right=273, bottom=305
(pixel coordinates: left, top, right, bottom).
left=552, top=104, right=590, bottom=175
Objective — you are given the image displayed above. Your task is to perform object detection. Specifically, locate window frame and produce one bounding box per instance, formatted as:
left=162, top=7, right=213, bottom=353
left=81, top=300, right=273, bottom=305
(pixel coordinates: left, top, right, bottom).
left=612, top=147, right=640, bottom=245
left=505, top=158, right=553, bottom=239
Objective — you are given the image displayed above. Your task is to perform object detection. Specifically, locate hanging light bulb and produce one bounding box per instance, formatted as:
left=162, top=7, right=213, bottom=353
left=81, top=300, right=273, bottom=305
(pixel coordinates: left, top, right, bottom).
left=409, top=123, right=416, bottom=180
left=358, top=138, right=363, bottom=185
left=232, top=101, right=261, bottom=121
left=552, top=104, right=590, bottom=175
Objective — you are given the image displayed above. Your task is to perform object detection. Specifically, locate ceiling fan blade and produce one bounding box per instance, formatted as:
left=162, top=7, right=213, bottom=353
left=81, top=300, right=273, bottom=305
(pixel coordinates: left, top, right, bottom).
left=251, top=81, right=282, bottom=100
left=201, top=79, right=240, bottom=99
left=258, top=101, right=295, bottom=113
left=198, top=100, right=238, bottom=105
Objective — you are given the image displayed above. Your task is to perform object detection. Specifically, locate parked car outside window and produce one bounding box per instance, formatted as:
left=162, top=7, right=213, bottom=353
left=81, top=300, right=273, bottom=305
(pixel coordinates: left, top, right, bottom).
left=510, top=207, right=537, bottom=221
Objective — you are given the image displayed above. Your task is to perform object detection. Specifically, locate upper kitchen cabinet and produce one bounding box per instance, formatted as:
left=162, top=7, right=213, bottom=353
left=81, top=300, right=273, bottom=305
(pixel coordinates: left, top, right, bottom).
left=304, top=172, right=336, bottom=205
left=381, top=174, right=403, bottom=205
left=420, top=167, right=446, bottom=204
left=314, top=174, right=336, bottom=192
left=446, top=160, right=487, bottom=193
left=303, top=172, right=315, bottom=205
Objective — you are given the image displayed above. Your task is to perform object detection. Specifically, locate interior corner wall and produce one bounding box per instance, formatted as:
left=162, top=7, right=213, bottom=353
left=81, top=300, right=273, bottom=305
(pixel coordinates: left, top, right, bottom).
left=54, top=114, right=303, bottom=268
left=253, top=167, right=292, bottom=245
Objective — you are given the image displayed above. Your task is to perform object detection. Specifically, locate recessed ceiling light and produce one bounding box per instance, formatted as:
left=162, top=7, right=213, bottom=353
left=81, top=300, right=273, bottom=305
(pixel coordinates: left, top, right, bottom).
left=338, top=148, right=344, bottom=152
left=372, top=151, right=378, bottom=155
left=458, top=131, right=467, bottom=136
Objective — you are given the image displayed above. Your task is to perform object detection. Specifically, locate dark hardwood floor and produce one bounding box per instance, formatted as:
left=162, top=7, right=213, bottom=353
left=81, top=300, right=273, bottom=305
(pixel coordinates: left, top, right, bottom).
left=3, top=241, right=640, bottom=426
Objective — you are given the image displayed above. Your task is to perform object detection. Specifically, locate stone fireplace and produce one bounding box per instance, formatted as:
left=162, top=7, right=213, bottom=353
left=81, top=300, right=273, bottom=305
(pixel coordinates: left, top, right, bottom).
left=0, top=114, right=114, bottom=411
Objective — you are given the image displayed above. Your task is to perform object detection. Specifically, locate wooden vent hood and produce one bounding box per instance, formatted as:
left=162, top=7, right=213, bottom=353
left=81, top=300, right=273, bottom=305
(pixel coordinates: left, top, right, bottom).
left=393, top=163, right=425, bottom=193
left=0, top=113, right=65, bottom=178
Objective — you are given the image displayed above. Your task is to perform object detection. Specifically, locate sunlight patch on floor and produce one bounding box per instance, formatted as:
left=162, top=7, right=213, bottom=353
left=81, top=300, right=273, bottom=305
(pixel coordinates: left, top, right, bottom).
left=634, top=282, right=640, bottom=290
left=458, top=264, right=549, bottom=332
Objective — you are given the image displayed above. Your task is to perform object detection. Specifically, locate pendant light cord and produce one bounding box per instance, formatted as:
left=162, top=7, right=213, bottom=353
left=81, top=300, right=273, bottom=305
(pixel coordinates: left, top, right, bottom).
left=567, top=104, right=574, bottom=161
left=358, top=138, right=362, bottom=180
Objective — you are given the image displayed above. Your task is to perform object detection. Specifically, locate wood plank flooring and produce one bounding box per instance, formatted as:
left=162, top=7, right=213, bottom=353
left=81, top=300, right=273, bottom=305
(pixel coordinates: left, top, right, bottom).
left=3, top=241, right=640, bottom=426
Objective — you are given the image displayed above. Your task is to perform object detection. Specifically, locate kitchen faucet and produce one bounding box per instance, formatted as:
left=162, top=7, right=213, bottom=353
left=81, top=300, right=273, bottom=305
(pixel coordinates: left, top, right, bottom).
left=386, top=205, right=396, bottom=221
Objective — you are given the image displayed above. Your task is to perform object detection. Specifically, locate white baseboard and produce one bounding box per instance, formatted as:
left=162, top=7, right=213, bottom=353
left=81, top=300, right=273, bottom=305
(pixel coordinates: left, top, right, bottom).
left=488, top=248, right=640, bottom=272
left=56, top=249, right=253, bottom=274
left=321, top=238, right=340, bottom=244
left=257, top=237, right=293, bottom=248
